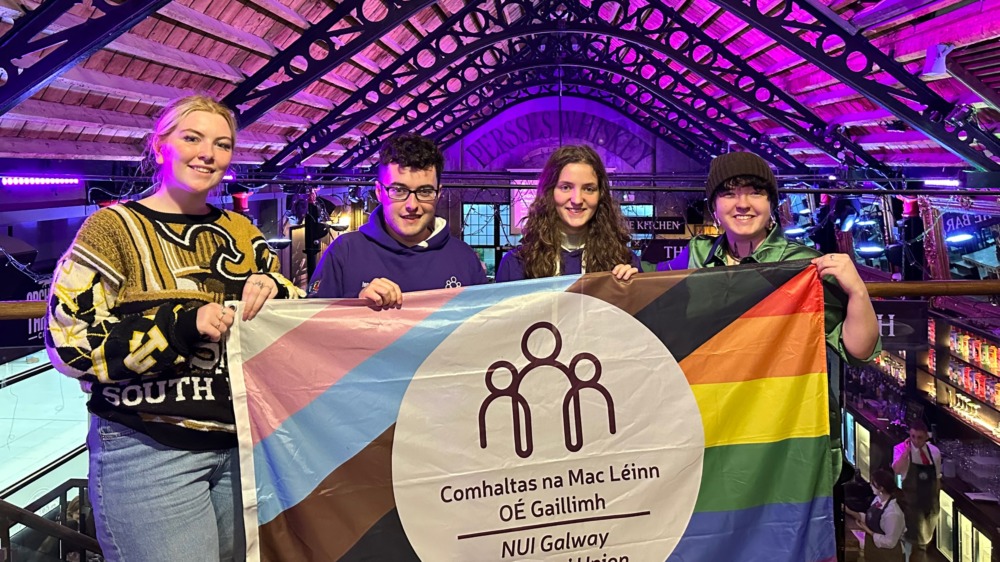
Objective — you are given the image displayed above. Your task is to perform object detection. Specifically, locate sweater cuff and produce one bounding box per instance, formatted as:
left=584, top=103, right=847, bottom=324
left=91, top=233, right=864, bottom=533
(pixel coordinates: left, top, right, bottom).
left=172, top=307, right=201, bottom=356
left=263, top=272, right=291, bottom=299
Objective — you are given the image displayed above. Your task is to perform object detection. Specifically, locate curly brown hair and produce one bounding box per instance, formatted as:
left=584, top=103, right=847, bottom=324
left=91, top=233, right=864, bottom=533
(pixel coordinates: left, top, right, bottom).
left=516, top=145, right=633, bottom=279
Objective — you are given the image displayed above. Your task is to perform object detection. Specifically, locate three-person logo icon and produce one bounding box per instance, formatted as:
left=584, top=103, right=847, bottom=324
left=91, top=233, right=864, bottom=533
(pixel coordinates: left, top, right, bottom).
left=478, top=321, right=616, bottom=458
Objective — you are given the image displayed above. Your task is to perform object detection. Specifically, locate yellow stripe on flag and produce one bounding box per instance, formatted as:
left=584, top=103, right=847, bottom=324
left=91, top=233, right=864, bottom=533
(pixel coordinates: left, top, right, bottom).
left=692, top=372, right=829, bottom=447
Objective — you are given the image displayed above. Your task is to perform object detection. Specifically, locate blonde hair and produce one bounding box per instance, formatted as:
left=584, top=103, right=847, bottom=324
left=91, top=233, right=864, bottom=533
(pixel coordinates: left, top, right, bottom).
left=145, top=95, right=237, bottom=183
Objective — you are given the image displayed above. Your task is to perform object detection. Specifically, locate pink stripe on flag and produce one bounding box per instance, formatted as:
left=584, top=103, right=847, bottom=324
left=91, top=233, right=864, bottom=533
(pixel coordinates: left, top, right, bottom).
left=243, top=290, right=462, bottom=445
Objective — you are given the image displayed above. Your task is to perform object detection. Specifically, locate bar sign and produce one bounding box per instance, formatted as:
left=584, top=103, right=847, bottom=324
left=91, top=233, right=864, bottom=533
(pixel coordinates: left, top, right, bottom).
left=626, top=216, right=686, bottom=235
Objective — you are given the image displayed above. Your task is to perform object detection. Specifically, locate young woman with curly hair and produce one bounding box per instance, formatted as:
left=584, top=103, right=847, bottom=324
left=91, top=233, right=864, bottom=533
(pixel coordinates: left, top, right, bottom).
left=495, top=145, right=639, bottom=282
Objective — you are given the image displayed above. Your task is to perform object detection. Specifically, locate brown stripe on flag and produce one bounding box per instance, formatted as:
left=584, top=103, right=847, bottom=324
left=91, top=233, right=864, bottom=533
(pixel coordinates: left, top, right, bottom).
left=567, top=269, right=690, bottom=315
left=259, top=425, right=397, bottom=562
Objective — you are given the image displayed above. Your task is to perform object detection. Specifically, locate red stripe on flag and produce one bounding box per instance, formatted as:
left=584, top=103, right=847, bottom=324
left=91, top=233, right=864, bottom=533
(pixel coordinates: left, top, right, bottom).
left=680, top=268, right=826, bottom=385
left=739, top=266, right=824, bottom=318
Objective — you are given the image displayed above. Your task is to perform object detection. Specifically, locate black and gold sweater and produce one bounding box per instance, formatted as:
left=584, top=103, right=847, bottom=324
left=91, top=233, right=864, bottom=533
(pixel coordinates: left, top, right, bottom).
left=46, top=201, right=302, bottom=450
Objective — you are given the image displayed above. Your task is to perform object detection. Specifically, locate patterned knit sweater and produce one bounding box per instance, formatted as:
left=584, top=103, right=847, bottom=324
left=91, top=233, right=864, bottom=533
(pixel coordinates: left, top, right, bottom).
left=46, top=201, right=302, bottom=450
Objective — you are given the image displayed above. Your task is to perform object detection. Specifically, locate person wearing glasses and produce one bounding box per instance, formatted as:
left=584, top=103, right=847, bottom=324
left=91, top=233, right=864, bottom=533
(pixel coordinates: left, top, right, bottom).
left=308, top=133, right=487, bottom=306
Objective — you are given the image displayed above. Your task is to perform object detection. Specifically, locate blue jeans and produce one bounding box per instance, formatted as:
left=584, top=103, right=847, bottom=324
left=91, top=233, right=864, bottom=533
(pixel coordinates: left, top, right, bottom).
left=87, top=416, right=245, bottom=561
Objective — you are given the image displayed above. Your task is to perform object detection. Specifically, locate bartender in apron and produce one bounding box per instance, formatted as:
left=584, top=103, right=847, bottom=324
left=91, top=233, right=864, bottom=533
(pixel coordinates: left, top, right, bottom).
left=847, top=469, right=906, bottom=562
left=892, top=420, right=942, bottom=550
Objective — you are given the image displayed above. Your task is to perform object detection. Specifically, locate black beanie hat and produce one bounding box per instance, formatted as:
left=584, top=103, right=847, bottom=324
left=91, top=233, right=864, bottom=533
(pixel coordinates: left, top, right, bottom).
left=705, top=152, right=778, bottom=210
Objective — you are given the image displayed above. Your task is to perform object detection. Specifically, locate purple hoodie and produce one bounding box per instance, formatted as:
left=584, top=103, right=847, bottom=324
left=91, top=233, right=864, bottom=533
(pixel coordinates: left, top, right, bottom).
left=495, top=247, right=641, bottom=282
left=308, top=207, right=487, bottom=298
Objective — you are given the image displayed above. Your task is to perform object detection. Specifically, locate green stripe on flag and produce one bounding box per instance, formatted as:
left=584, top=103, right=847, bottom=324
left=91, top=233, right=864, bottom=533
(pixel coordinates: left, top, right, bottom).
left=694, top=436, right=833, bottom=513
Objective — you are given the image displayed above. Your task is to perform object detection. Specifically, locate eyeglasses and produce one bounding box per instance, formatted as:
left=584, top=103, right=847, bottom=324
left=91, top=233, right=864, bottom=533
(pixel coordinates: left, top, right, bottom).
left=378, top=182, right=439, bottom=202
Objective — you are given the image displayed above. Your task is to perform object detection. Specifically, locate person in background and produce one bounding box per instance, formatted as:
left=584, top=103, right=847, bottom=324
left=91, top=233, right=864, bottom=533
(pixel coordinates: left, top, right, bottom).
left=847, top=468, right=907, bottom=562
left=896, top=185, right=925, bottom=281
left=495, top=145, right=639, bottom=282
left=892, top=420, right=942, bottom=554
left=308, top=132, right=487, bottom=306
left=46, top=95, right=301, bottom=561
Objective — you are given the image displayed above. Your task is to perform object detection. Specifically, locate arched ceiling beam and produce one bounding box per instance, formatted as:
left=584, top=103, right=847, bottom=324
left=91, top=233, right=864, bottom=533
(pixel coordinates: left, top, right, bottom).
left=332, top=61, right=733, bottom=169
left=262, top=6, right=828, bottom=174
left=325, top=35, right=809, bottom=171
left=712, top=0, right=1000, bottom=172
left=588, top=2, right=884, bottom=172
left=420, top=77, right=715, bottom=164
left=223, top=0, right=438, bottom=128
left=337, top=62, right=804, bottom=171
left=350, top=71, right=716, bottom=167
left=0, top=0, right=171, bottom=118
left=428, top=88, right=710, bottom=166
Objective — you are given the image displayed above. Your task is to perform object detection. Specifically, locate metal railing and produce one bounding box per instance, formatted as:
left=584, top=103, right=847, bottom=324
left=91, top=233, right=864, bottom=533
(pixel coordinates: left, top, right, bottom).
left=0, top=479, right=101, bottom=561
left=0, top=303, right=95, bottom=560
left=3, top=280, right=1000, bottom=323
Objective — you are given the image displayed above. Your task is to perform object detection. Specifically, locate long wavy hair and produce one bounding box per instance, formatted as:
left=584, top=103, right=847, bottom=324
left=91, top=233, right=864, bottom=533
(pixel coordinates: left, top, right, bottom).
left=516, top=145, right=633, bottom=279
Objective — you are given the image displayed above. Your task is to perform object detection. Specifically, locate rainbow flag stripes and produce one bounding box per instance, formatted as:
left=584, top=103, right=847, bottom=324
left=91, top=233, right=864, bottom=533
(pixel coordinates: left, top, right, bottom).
left=228, top=260, right=835, bottom=561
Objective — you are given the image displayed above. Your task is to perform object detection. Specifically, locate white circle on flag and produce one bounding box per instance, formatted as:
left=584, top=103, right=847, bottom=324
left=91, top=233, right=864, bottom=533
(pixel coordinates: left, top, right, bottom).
left=393, top=292, right=704, bottom=561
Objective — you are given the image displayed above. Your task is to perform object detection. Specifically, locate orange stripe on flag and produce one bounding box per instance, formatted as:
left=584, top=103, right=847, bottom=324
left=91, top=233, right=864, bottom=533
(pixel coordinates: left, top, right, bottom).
left=680, top=311, right=826, bottom=385
left=740, top=266, right=824, bottom=318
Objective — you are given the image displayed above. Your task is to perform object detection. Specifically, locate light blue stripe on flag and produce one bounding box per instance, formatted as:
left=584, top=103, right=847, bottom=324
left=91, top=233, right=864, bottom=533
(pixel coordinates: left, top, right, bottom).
left=252, top=276, right=578, bottom=525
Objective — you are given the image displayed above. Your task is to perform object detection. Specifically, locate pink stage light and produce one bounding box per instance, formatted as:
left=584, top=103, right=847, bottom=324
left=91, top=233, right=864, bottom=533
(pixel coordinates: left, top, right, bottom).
left=1, top=176, right=81, bottom=186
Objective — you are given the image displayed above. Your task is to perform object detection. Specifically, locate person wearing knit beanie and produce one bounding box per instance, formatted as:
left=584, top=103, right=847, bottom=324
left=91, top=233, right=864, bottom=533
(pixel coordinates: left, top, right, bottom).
left=703, top=152, right=780, bottom=259
left=688, top=150, right=879, bottom=364
left=686, top=150, right=881, bottom=507
left=705, top=151, right=779, bottom=211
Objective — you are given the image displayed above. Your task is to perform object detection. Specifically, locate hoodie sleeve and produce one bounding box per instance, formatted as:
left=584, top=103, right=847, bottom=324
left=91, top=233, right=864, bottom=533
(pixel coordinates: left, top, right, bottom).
left=495, top=249, right=524, bottom=283
left=308, top=240, right=346, bottom=298
left=657, top=248, right=690, bottom=271
left=471, top=252, right=489, bottom=286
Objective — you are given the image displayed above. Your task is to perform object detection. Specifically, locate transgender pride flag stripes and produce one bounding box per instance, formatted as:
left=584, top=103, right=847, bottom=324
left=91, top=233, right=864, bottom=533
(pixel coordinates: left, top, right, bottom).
left=228, top=260, right=835, bottom=562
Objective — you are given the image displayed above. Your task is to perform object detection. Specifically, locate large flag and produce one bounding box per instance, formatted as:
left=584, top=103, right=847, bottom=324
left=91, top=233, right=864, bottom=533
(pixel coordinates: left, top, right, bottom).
left=228, top=260, right=834, bottom=562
